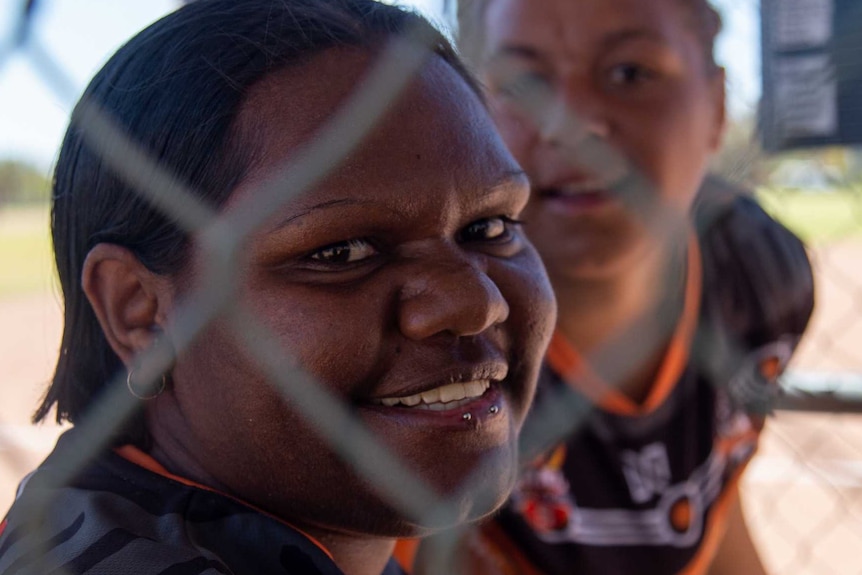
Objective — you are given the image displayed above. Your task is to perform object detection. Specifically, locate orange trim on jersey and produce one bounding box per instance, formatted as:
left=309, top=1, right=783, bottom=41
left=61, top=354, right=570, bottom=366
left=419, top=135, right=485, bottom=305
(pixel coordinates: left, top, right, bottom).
left=678, top=461, right=750, bottom=575
left=473, top=521, right=548, bottom=575
left=546, top=332, right=634, bottom=414
left=393, top=539, right=420, bottom=573
left=546, top=234, right=703, bottom=417
left=393, top=524, right=547, bottom=575
left=114, top=445, right=334, bottom=561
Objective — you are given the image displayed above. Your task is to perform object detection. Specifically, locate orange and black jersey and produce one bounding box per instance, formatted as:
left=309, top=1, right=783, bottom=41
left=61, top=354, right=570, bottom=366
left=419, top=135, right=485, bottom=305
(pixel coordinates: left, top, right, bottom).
left=0, top=429, right=406, bottom=575
left=463, top=182, right=814, bottom=575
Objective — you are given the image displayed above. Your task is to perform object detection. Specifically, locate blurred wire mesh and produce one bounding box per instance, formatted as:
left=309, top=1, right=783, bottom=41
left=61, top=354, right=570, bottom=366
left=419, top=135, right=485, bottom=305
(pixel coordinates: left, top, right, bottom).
left=0, top=0, right=860, bottom=574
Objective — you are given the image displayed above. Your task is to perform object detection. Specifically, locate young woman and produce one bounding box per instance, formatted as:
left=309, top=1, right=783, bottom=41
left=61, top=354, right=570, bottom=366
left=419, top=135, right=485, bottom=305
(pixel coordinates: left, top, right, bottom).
left=0, top=2, right=556, bottom=574
left=403, top=0, right=814, bottom=573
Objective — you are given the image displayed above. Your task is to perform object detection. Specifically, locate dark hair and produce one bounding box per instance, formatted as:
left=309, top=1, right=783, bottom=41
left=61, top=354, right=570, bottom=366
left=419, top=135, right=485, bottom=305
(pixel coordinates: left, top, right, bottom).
left=456, top=0, right=722, bottom=73
left=35, top=0, right=477, bottom=445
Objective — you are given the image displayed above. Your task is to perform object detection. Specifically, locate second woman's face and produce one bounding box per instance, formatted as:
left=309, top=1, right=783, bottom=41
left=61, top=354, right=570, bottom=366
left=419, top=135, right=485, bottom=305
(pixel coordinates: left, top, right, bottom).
left=164, top=50, right=556, bottom=538
left=479, top=0, right=726, bottom=280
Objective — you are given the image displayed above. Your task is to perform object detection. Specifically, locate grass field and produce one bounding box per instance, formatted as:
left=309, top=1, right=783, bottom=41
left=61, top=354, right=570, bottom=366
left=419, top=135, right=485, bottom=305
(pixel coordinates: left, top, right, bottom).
left=0, top=204, right=55, bottom=296
left=756, top=187, right=862, bottom=244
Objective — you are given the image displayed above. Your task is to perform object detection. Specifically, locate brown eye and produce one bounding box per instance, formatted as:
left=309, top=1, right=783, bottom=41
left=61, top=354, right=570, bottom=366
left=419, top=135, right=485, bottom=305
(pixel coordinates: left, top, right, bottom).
left=459, top=217, right=521, bottom=243
left=608, top=63, right=654, bottom=86
left=310, top=239, right=377, bottom=264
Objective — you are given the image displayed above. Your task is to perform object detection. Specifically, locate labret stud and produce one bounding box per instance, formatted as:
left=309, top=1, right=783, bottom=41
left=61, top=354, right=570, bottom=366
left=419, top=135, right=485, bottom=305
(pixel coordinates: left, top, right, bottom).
left=462, top=412, right=472, bottom=421
left=488, top=405, right=500, bottom=415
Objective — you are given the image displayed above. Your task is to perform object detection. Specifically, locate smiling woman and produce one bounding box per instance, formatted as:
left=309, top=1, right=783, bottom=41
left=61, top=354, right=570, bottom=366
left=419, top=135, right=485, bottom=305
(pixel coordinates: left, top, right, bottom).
left=425, top=1, right=814, bottom=575
left=0, top=2, right=556, bottom=575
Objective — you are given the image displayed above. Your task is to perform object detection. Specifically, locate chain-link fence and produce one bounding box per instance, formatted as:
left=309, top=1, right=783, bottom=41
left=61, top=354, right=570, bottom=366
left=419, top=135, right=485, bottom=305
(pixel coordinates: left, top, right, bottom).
left=696, top=2, right=862, bottom=573
left=0, top=1, right=861, bottom=574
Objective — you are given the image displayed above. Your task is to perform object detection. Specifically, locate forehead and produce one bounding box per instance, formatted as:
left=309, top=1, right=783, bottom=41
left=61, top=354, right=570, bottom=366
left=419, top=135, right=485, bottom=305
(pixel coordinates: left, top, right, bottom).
left=231, top=46, right=517, bottom=213
left=484, top=0, right=693, bottom=57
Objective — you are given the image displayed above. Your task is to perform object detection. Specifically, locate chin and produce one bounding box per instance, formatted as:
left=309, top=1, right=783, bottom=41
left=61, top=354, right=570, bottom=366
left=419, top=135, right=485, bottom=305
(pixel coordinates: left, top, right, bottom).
left=395, top=446, right=519, bottom=538
left=553, top=232, right=661, bottom=283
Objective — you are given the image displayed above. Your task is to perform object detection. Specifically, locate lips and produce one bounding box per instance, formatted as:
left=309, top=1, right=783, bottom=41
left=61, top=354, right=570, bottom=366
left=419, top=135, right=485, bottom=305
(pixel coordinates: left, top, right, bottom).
left=534, top=169, right=635, bottom=215
left=366, top=361, right=509, bottom=419
left=541, top=186, right=612, bottom=204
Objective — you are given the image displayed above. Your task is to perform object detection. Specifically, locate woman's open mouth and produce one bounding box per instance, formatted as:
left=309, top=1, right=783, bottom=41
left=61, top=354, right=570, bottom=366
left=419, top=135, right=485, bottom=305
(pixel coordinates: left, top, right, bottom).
left=541, top=187, right=615, bottom=209
left=372, top=380, right=491, bottom=411
left=365, top=378, right=509, bottom=429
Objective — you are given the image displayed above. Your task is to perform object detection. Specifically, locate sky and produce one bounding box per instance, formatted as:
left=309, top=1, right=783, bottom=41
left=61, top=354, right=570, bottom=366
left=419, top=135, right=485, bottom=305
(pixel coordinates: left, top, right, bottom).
left=0, top=0, right=761, bottom=171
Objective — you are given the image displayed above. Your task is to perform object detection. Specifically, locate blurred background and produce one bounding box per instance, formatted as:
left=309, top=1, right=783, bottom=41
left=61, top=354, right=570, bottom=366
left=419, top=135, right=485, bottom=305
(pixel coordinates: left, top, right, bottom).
left=0, top=1, right=860, bottom=573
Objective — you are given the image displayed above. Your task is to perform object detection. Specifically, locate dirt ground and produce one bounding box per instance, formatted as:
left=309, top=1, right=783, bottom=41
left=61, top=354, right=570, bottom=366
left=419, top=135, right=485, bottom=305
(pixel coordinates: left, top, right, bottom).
left=792, top=240, right=862, bottom=373
left=1, top=241, right=861, bottom=573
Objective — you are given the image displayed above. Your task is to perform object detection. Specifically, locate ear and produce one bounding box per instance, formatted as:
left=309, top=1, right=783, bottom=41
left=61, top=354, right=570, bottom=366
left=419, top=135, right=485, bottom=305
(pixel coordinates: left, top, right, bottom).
left=82, top=244, right=174, bottom=368
left=708, top=66, right=727, bottom=152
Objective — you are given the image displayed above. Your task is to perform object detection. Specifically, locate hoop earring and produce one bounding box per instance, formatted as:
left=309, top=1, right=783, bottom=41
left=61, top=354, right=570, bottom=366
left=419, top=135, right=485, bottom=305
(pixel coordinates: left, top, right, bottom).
left=126, top=369, right=167, bottom=400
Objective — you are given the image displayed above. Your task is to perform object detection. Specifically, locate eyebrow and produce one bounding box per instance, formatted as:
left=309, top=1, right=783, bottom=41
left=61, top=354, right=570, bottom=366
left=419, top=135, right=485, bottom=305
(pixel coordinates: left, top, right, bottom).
left=488, top=45, right=544, bottom=66
left=598, top=29, right=668, bottom=51
left=270, top=170, right=528, bottom=231
left=490, top=29, right=669, bottom=64
left=270, top=198, right=376, bottom=231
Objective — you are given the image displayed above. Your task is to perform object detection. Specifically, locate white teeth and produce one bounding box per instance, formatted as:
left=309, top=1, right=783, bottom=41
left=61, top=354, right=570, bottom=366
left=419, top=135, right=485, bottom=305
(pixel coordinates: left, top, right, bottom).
left=439, top=383, right=466, bottom=403
left=420, top=387, right=441, bottom=404
left=464, top=380, right=487, bottom=398
left=376, top=380, right=491, bottom=410
left=402, top=394, right=422, bottom=407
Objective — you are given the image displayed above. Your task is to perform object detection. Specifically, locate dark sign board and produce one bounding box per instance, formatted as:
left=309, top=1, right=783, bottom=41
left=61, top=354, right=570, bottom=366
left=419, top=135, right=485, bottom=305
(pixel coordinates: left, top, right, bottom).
left=761, top=0, right=862, bottom=151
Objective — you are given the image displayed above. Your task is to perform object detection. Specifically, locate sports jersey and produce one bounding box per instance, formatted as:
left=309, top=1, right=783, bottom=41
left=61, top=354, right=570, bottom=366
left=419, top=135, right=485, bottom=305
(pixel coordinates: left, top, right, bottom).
left=0, top=429, right=406, bottom=575
left=396, top=179, right=814, bottom=575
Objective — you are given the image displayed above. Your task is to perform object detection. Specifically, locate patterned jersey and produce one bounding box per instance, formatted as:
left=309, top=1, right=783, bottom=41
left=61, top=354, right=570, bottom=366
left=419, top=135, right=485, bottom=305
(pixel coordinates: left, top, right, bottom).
left=0, top=429, right=406, bottom=575
left=450, top=182, right=815, bottom=575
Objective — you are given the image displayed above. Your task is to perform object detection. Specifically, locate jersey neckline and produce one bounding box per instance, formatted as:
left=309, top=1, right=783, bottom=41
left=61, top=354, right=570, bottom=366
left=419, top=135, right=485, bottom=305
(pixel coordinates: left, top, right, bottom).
left=546, top=233, right=703, bottom=417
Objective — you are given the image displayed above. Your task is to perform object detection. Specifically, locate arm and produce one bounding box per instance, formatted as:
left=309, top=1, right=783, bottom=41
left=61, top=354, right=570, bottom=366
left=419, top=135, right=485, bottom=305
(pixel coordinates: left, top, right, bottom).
left=708, top=485, right=768, bottom=575
left=697, top=177, right=815, bottom=414
left=695, top=177, right=810, bottom=575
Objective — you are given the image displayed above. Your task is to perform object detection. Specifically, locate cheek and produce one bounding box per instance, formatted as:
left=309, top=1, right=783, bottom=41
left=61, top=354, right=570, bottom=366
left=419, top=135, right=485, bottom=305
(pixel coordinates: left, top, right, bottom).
left=494, top=249, right=556, bottom=392
left=249, top=283, right=388, bottom=395
left=490, top=99, right=537, bottom=168
left=613, top=94, right=714, bottom=204
left=170, top=301, right=393, bottom=522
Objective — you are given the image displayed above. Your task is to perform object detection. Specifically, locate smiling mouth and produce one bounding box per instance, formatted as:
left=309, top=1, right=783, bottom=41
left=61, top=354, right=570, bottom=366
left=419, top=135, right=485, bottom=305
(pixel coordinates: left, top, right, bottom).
left=373, top=380, right=491, bottom=411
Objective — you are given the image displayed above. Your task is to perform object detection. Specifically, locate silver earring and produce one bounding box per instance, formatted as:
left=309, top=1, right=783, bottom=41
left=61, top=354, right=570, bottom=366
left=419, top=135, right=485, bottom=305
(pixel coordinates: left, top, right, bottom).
left=126, top=369, right=167, bottom=400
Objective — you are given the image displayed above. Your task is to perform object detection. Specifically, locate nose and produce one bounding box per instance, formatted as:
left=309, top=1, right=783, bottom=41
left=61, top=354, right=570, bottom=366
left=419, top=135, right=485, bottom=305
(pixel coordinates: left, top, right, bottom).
left=539, top=90, right=610, bottom=147
left=398, top=252, right=510, bottom=341
left=535, top=90, right=623, bottom=180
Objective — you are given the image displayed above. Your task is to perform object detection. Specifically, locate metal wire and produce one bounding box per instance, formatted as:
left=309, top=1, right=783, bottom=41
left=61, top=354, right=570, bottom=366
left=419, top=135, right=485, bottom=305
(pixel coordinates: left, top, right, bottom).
left=0, top=1, right=861, bottom=574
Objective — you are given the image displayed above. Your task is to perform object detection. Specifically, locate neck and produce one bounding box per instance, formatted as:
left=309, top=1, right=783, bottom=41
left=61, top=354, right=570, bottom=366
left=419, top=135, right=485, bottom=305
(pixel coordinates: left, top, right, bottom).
left=310, top=530, right=395, bottom=575
left=553, top=241, right=687, bottom=403
left=145, top=413, right=396, bottom=575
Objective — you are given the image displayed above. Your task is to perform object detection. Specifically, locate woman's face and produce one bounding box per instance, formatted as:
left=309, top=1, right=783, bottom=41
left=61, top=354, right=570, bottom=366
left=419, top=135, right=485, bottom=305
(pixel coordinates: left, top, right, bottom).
left=160, top=49, right=555, bottom=538
left=478, top=0, right=725, bottom=280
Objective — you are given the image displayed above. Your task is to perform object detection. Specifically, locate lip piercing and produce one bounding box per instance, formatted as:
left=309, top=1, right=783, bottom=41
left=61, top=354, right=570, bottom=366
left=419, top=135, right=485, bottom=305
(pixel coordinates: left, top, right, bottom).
left=462, top=413, right=472, bottom=421
left=488, top=405, right=499, bottom=415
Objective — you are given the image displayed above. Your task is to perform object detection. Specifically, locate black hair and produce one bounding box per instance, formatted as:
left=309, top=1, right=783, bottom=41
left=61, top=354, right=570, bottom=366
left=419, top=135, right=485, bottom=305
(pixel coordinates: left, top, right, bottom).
left=35, top=0, right=478, bottom=446
left=456, top=0, right=723, bottom=73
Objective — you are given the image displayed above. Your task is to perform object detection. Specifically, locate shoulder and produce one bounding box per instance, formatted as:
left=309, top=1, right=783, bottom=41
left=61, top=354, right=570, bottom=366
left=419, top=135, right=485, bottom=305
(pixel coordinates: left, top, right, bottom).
left=0, top=434, right=343, bottom=575
left=0, top=464, right=213, bottom=574
left=694, top=175, right=815, bottom=350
